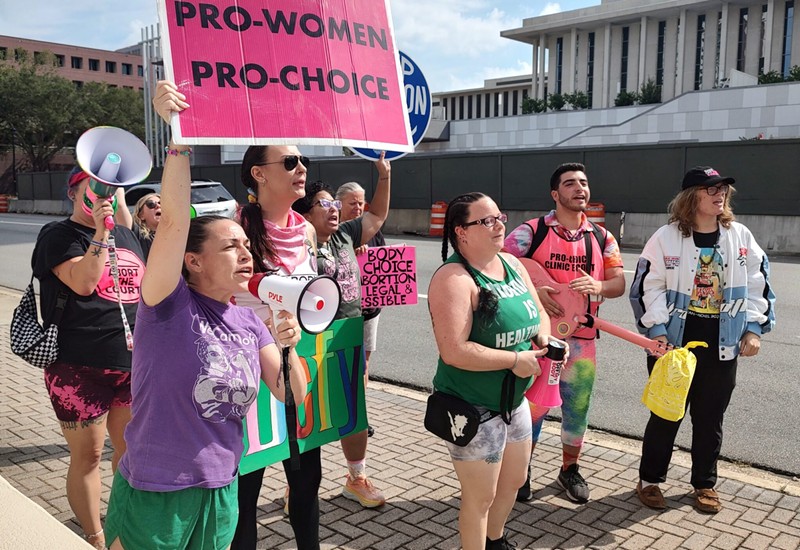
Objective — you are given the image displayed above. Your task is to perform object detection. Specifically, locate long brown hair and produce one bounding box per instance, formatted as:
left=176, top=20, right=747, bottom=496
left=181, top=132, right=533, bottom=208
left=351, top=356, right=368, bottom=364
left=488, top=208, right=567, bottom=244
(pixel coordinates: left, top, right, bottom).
left=238, top=146, right=277, bottom=273
left=668, top=185, right=737, bottom=237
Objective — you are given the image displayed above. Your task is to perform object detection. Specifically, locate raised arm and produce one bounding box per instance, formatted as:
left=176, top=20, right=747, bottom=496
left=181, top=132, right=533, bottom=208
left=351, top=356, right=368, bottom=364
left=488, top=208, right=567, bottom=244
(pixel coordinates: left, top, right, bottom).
left=113, top=187, right=133, bottom=229
left=140, top=81, right=192, bottom=306
left=359, top=152, right=390, bottom=245
left=52, top=197, right=115, bottom=295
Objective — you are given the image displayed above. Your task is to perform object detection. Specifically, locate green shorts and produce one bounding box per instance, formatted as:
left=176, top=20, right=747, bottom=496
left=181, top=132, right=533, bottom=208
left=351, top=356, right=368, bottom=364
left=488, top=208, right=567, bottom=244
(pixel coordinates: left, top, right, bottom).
left=105, top=471, right=238, bottom=550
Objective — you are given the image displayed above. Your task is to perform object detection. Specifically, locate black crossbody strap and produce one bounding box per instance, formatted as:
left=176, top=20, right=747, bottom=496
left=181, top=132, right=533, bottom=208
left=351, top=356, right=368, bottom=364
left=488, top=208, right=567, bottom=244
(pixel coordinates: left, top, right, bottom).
left=499, top=370, right=516, bottom=425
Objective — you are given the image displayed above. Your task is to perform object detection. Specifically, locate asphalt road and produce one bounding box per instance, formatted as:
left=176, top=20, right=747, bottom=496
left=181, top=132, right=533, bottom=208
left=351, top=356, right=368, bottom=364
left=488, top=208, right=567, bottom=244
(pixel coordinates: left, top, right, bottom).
left=2, top=213, right=798, bottom=475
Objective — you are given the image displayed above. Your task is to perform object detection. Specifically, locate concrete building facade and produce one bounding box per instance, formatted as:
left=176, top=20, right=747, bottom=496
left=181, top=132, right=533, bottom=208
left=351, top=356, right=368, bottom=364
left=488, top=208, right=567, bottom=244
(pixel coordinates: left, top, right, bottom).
left=502, top=0, right=799, bottom=109
left=0, top=35, right=144, bottom=91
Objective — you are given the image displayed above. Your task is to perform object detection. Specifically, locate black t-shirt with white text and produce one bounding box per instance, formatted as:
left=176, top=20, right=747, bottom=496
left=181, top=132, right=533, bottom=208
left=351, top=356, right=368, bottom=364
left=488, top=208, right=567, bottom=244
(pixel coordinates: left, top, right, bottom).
left=32, top=219, right=146, bottom=370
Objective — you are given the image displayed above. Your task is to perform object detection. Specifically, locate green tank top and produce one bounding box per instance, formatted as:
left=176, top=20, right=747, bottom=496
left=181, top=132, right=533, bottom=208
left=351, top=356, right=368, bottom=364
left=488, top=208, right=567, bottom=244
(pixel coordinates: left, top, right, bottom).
left=433, top=254, right=541, bottom=411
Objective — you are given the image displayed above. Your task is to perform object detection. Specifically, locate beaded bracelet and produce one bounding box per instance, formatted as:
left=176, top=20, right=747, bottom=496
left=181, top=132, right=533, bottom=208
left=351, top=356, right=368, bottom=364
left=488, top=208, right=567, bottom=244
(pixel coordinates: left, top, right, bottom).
left=164, top=146, right=192, bottom=157
left=90, top=239, right=109, bottom=249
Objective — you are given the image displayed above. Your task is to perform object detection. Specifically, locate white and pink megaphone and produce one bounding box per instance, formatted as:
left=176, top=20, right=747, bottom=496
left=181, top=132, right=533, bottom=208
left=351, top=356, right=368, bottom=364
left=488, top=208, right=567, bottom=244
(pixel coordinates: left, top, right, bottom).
left=248, top=274, right=341, bottom=334
left=75, top=126, right=153, bottom=230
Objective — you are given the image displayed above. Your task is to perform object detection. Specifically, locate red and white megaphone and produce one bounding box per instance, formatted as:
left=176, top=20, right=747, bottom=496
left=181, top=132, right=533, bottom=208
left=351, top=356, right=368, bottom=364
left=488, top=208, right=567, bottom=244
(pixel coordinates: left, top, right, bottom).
left=248, top=274, right=341, bottom=334
left=76, top=126, right=153, bottom=230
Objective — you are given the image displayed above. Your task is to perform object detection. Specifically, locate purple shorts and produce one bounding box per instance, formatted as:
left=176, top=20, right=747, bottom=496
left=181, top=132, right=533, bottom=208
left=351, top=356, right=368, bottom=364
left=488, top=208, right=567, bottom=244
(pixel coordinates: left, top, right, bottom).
left=44, top=361, right=132, bottom=423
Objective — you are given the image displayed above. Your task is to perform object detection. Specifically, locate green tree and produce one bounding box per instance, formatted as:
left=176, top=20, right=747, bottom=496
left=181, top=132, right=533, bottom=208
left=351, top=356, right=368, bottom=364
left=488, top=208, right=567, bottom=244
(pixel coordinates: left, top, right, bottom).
left=638, top=78, right=662, bottom=104
left=758, top=70, right=786, bottom=84
left=80, top=82, right=145, bottom=140
left=0, top=58, right=86, bottom=171
left=547, top=93, right=566, bottom=111
left=521, top=97, right=547, bottom=114
left=614, top=90, right=639, bottom=107
left=565, top=90, right=589, bottom=110
left=788, top=65, right=800, bottom=82
left=0, top=54, right=145, bottom=171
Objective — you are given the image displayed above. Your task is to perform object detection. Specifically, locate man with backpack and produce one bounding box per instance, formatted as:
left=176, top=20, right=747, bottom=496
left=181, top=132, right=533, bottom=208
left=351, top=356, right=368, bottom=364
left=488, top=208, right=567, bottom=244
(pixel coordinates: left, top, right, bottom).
left=503, top=162, right=626, bottom=504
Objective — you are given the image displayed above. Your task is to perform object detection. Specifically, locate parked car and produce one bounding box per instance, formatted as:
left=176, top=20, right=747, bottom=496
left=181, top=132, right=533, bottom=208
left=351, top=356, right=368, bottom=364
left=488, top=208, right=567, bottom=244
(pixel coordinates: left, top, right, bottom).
left=125, top=179, right=238, bottom=219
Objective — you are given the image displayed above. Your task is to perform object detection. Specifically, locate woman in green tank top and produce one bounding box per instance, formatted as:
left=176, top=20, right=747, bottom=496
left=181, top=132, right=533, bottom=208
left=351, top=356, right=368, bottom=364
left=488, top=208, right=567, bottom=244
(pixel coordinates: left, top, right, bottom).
left=429, top=193, right=563, bottom=550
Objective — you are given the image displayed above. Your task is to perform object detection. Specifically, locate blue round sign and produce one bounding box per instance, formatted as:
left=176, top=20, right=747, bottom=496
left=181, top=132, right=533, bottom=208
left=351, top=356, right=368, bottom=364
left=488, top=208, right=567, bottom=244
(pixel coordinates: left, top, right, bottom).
left=350, top=51, right=431, bottom=161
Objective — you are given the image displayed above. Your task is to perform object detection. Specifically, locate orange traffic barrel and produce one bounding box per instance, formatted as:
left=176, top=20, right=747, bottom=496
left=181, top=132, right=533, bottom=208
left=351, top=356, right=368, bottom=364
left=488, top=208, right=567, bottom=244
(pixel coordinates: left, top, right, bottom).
left=0, top=195, right=8, bottom=213
left=429, top=201, right=447, bottom=237
left=586, top=202, right=605, bottom=227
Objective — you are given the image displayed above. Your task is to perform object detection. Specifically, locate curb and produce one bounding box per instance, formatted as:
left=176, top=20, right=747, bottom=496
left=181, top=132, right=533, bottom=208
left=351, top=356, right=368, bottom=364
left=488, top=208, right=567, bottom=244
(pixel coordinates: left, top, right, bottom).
left=369, top=380, right=800, bottom=497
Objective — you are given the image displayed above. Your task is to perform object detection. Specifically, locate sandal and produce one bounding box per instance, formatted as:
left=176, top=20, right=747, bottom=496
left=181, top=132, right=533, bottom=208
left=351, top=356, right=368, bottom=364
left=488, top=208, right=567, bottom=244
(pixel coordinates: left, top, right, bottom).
left=693, top=488, right=721, bottom=514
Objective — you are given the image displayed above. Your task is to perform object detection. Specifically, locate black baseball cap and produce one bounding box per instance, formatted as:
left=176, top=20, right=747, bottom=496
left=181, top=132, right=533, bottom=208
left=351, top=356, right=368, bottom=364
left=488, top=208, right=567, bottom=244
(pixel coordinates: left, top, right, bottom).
left=681, top=166, right=735, bottom=190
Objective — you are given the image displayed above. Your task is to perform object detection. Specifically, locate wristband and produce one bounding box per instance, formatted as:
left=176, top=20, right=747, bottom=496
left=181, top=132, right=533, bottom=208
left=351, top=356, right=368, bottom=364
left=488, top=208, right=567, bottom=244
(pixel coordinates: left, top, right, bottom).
left=165, top=146, right=192, bottom=157
left=511, top=350, right=519, bottom=371
left=90, top=240, right=108, bottom=249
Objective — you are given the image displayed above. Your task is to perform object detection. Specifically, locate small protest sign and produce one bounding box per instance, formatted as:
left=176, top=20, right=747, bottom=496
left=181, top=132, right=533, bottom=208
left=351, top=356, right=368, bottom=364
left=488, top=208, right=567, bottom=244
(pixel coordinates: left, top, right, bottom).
left=357, top=245, right=418, bottom=308
left=158, top=0, right=413, bottom=150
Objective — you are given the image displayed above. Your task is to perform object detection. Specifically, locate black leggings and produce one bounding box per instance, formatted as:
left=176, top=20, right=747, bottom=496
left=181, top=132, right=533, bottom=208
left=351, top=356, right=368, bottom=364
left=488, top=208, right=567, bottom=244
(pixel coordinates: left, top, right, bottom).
left=231, top=447, right=323, bottom=550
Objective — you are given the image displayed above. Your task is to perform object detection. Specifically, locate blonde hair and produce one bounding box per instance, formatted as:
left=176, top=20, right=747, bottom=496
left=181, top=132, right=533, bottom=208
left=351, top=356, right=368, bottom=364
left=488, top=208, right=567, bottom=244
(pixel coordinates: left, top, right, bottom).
left=133, top=193, right=160, bottom=239
left=667, top=185, right=736, bottom=237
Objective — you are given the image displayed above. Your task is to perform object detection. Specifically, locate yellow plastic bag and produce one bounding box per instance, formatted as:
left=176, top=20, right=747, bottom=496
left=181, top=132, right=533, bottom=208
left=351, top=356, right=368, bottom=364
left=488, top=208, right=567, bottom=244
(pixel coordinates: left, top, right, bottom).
left=642, top=341, right=708, bottom=422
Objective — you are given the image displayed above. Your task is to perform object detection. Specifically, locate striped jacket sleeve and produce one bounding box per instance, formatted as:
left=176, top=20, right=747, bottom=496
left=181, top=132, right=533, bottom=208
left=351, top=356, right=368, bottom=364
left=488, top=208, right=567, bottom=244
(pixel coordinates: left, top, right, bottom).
left=629, top=228, right=669, bottom=338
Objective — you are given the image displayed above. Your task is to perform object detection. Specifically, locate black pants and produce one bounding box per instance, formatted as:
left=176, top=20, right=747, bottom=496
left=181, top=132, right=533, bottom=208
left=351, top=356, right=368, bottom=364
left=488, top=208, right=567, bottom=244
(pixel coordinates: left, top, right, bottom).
left=231, top=446, right=322, bottom=550
left=639, top=348, right=737, bottom=489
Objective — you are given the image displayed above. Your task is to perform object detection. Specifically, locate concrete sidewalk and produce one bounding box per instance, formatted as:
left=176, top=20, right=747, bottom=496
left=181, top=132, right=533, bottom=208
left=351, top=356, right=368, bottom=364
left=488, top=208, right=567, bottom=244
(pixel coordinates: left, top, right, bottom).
left=1, top=286, right=800, bottom=549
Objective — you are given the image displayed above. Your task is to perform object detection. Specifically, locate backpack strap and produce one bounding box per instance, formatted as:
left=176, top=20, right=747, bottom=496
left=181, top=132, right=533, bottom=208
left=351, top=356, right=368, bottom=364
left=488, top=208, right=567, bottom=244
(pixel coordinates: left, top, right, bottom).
left=589, top=221, right=607, bottom=254
left=523, top=216, right=549, bottom=259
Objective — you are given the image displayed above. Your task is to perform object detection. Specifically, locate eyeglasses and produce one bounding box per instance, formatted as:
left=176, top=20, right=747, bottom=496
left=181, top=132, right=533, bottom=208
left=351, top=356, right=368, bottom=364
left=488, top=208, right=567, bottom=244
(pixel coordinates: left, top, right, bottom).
left=705, top=184, right=730, bottom=196
left=313, top=198, right=342, bottom=210
left=144, top=200, right=160, bottom=210
left=462, top=213, right=508, bottom=228
left=257, top=155, right=310, bottom=171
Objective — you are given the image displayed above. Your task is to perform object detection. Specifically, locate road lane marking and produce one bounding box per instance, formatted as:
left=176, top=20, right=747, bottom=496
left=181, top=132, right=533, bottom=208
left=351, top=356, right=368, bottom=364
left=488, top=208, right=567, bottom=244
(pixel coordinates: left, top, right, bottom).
left=0, top=220, right=46, bottom=227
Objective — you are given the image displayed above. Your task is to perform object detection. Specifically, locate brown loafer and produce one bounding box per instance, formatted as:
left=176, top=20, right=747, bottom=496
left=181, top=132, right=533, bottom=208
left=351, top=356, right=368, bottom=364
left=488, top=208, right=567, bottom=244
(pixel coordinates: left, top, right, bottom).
left=636, top=481, right=666, bottom=510
left=693, top=488, right=722, bottom=514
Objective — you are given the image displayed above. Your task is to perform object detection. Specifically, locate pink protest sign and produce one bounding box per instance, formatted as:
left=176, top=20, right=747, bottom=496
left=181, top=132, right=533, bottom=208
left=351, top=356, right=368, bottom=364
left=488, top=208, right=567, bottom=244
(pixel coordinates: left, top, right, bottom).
left=357, top=245, right=417, bottom=308
left=158, top=0, right=413, bottom=150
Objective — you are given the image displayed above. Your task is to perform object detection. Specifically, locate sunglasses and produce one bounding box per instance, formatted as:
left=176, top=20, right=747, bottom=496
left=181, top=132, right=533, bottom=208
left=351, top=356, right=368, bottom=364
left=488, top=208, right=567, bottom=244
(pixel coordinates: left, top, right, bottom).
left=462, top=213, right=508, bottom=228
left=257, top=155, right=310, bottom=171
left=143, top=200, right=160, bottom=210
left=704, top=184, right=730, bottom=196
left=313, top=198, right=342, bottom=210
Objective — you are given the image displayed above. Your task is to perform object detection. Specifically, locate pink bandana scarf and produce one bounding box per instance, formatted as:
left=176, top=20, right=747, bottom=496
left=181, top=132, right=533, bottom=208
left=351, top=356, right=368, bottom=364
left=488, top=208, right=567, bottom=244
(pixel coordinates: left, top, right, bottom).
left=262, top=209, right=309, bottom=274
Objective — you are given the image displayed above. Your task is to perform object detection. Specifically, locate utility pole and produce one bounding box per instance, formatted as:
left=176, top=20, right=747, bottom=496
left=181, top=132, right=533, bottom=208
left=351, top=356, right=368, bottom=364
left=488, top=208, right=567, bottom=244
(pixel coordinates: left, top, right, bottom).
left=11, top=126, right=17, bottom=196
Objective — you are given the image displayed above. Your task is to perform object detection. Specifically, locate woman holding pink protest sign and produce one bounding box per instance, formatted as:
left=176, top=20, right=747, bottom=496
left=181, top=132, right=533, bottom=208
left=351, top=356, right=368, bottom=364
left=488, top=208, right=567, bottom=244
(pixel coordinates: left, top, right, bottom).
left=336, top=181, right=386, bottom=419
left=292, top=165, right=390, bottom=510
left=103, top=81, right=306, bottom=550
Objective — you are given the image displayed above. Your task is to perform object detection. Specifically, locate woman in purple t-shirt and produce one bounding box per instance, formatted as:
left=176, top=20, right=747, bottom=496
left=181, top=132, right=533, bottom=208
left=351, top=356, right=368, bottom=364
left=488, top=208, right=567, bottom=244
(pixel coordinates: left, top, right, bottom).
left=103, top=81, right=308, bottom=550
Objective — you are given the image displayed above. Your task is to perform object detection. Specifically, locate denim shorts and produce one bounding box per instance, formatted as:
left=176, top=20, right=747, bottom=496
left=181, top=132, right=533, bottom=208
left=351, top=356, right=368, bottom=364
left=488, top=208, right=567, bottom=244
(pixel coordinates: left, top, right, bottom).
left=445, top=401, right=532, bottom=461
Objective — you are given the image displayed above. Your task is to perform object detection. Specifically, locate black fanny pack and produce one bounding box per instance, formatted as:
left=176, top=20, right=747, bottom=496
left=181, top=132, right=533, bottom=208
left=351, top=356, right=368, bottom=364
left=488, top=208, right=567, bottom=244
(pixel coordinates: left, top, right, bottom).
left=424, top=371, right=517, bottom=447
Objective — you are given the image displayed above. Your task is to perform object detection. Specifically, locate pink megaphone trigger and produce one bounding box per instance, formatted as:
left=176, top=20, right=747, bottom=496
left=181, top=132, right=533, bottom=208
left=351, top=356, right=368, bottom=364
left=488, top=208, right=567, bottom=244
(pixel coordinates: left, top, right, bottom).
left=524, top=341, right=567, bottom=408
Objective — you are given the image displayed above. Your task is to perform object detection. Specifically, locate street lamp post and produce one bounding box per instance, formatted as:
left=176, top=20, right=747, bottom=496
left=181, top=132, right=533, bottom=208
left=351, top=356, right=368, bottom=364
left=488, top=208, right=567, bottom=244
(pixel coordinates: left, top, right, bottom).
left=11, top=126, right=16, bottom=196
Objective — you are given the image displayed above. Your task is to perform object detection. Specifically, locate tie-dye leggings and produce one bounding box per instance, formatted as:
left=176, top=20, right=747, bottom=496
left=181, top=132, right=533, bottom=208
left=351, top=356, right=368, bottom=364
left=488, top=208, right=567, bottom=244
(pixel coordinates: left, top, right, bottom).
left=529, top=338, right=596, bottom=448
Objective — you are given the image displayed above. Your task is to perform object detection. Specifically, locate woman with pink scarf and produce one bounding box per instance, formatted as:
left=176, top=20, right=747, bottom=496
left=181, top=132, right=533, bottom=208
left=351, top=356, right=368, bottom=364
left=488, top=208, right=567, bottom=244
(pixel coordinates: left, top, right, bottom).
left=231, top=145, right=322, bottom=550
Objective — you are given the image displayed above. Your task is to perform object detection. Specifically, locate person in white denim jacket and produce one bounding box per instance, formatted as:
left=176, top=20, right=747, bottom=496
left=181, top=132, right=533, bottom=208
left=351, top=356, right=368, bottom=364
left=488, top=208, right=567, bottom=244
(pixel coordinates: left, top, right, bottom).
left=630, top=166, right=775, bottom=515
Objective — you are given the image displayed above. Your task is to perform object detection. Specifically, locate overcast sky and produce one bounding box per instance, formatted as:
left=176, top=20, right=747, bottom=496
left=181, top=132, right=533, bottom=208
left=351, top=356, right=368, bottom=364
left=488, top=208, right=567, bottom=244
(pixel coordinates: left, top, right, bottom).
left=0, top=0, right=597, bottom=93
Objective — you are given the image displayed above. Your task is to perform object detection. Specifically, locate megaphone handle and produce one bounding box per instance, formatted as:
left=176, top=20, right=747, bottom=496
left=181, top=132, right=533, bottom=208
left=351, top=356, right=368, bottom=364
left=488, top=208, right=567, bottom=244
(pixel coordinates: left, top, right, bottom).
left=282, top=347, right=301, bottom=471
left=104, top=216, right=115, bottom=230
left=579, top=314, right=671, bottom=357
